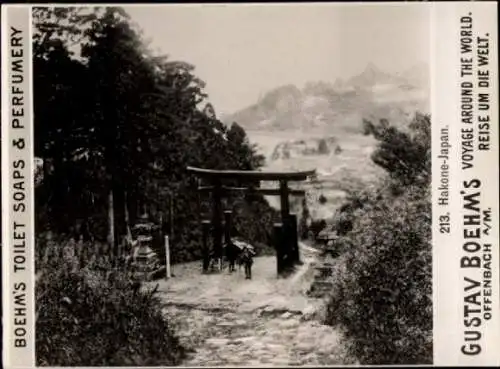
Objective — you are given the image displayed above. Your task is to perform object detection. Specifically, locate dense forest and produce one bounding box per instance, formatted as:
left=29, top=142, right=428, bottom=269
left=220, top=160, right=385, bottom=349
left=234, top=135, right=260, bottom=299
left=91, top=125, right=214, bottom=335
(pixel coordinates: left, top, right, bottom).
left=33, top=7, right=277, bottom=263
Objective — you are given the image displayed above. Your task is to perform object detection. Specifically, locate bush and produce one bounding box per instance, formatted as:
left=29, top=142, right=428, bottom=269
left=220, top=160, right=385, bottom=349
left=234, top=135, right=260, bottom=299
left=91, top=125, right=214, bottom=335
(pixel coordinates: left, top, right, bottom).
left=325, top=185, right=431, bottom=364
left=36, top=241, right=186, bottom=367
left=324, top=113, right=432, bottom=364
left=309, top=219, right=327, bottom=240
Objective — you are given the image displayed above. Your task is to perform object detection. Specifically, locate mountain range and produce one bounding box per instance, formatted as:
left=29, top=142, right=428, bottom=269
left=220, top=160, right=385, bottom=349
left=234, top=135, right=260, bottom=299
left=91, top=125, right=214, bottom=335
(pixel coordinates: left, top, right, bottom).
left=222, top=62, right=429, bottom=134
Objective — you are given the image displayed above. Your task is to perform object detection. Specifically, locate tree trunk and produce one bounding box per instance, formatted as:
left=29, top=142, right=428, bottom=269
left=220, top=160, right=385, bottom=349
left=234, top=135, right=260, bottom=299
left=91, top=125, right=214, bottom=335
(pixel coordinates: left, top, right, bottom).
left=124, top=190, right=132, bottom=240
left=50, top=155, right=65, bottom=232
left=169, top=193, right=174, bottom=241
left=107, top=188, right=115, bottom=250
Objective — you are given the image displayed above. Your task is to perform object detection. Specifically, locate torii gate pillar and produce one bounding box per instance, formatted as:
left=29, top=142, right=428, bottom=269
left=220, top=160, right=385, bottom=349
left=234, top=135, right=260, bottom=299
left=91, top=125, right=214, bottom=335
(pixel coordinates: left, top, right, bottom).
left=212, top=179, right=223, bottom=263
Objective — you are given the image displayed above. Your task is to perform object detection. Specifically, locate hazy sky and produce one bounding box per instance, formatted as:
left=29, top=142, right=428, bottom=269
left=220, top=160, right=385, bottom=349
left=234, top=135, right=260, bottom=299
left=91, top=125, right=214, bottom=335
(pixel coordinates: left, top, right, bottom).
left=126, top=3, right=430, bottom=115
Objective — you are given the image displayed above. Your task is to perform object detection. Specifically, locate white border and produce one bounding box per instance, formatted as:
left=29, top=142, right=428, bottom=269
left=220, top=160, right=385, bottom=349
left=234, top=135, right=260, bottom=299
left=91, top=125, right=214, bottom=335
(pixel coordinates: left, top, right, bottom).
left=29, top=5, right=36, bottom=365
left=2, top=5, right=12, bottom=367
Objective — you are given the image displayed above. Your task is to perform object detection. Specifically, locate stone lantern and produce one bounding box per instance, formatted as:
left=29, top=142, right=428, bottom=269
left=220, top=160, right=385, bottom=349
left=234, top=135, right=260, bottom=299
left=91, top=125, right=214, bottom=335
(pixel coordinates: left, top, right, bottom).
left=130, top=216, right=161, bottom=280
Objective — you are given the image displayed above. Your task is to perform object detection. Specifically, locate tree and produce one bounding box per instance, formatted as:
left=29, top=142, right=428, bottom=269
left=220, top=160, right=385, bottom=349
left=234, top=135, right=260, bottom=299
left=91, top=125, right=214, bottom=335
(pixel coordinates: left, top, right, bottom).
left=33, top=6, right=277, bottom=262
left=33, top=7, right=103, bottom=233
left=362, top=119, right=374, bottom=135
left=226, top=122, right=264, bottom=170
left=317, top=139, right=329, bottom=155
left=368, top=113, right=430, bottom=186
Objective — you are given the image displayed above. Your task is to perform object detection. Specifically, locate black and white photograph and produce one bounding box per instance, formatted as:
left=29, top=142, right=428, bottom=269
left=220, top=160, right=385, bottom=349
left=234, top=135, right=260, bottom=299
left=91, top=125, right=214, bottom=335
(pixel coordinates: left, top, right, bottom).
left=31, top=3, right=433, bottom=366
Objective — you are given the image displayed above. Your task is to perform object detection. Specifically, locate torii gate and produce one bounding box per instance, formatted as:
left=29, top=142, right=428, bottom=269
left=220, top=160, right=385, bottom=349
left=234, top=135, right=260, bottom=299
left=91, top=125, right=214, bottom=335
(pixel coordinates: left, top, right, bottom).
left=187, top=166, right=316, bottom=275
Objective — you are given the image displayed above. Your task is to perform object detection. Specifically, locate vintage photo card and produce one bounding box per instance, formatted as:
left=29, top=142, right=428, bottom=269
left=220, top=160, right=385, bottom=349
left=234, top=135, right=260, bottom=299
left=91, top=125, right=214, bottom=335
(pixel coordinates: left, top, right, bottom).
left=1, top=2, right=498, bottom=367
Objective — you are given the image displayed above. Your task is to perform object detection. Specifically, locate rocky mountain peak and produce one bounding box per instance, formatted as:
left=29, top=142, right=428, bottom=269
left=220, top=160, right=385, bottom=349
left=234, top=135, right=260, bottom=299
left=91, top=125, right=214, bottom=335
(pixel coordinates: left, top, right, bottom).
left=223, top=63, right=429, bottom=133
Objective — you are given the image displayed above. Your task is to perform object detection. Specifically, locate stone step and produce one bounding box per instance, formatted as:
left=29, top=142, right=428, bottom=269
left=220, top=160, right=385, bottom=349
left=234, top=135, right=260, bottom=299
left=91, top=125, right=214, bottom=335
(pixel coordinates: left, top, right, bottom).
left=310, top=280, right=330, bottom=286
left=314, top=268, right=333, bottom=276
left=309, top=286, right=332, bottom=293
left=323, top=244, right=341, bottom=252
left=316, top=262, right=335, bottom=269
left=314, top=269, right=330, bottom=275
left=315, top=269, right=333, bottom=278
left=309, top=286, right=331, bottom=291
left=312, top=281, right=333, bottom=288
left=307, top=289, right=328, bottom=296
left=312, top=280, right=330, bottom=287
left=307, top=289, right=330, bottom=298
left=314, top=265, right=332, bottom=270
left=307, top=260, right=335, bottom=298
left=310, top=279, right=330, bottom=286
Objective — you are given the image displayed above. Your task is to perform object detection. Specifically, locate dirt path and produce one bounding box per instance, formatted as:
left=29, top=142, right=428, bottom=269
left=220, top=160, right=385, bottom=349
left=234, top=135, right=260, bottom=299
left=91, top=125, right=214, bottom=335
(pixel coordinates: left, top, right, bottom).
left=151, top=246, right=349, bottom=366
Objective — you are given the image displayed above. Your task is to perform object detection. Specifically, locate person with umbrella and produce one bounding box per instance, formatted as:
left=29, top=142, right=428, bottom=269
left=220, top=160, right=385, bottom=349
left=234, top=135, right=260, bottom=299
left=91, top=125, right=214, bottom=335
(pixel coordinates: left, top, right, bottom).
left=241, top=245, right=255, bottom=280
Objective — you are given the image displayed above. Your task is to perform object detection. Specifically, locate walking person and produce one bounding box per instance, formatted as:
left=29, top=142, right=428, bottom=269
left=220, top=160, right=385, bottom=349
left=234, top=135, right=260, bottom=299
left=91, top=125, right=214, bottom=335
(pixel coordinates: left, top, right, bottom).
left=226, top=242, right=236, bottom=273
left=242, top=246, right=254, bottom=280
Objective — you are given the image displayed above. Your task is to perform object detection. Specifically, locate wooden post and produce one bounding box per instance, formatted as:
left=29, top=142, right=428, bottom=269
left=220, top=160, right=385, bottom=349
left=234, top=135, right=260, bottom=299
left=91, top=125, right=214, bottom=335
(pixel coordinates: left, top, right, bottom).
left=212, top=179, right=223, bottom=270
left=202, top=220, right=211, bottom=273
left=279, top=180, right=292, bottom=270
left=107, top=189, right=115, bottom=253
left=224, top=210, right=232, bottom=245
left=273, top=223, right=284, bottom=276
left=169, top=191, right=174, bottom=242
left=279, top=180, right=290, bottom=220
left=164, top=235, right=171, bottom=279
left=159, top=211, right=163, bottom=238
left=224, top=210, right=233, bottom=272
left=289, top=214, right=300, bottom=264
left=282, top=216, right=292, bottom=271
